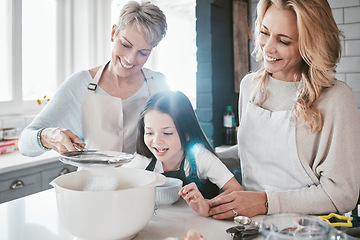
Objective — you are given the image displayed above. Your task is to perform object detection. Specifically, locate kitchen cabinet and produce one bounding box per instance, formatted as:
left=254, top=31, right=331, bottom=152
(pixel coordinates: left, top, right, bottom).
left=0, top=160, right=76, bottom=204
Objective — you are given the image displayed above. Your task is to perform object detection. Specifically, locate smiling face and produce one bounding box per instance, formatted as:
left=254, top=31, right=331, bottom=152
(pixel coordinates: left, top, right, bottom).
left=111, top=23, right=152, bottom=78
left=143, top=110, right=184, bottom=171
left=259, top=5, right=303, bottom=81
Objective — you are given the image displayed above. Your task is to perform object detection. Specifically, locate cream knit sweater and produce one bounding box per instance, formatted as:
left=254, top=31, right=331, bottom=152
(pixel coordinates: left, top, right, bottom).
left=222, top=72, right=360, bottom=215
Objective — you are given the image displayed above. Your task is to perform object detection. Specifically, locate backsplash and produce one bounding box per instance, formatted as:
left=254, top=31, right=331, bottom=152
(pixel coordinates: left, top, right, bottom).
left=0, top=114, right=36, bottom=133
left=0, top=115, right=35, bottom=154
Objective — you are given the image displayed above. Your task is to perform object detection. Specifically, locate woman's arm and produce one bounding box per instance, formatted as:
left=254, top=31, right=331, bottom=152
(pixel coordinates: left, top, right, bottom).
left=18, top=71, right=90, bottom=156
left=267, top=82, right=360, bottom=215
left=208, top=82, right=360, bottom=218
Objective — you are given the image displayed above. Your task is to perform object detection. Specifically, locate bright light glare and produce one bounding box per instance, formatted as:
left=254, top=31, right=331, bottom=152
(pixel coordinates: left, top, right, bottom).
left=22, top=0, right=56, bottom=101
left=111, top=0, right=197, bottom=102
left=0, top=0, right=11, bottom=101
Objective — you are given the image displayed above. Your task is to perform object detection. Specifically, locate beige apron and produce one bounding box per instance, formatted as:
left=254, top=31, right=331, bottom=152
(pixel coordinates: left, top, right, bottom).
left=81, top=62, right=157, bottom=153
left=237, top=98, right=314, bottom=192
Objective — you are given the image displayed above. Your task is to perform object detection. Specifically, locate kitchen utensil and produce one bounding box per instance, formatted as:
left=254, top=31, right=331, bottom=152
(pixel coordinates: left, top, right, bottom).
left=319, top=213, right=360, bottom=228
left=226, top=225, right=259, bottom=240
left=227, top=216, right=260, bottom=240
left=234, top=216, right=260, bottom=228
left=155, top=177, right=183, bottom=206
left=260, top=213, right=346, bottom=240
left=72, top=142, right=87, bottom=151
left=50, top=167, right=166, bottom=240
left=59, top=150, right=134, bottom=168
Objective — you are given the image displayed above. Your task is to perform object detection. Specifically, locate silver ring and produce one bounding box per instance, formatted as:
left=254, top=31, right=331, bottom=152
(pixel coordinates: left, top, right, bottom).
left=231, top=208, right=238, bottom=217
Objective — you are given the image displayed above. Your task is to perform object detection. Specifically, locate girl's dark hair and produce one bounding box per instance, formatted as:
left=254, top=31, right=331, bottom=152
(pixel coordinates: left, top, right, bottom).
left=136, top=90, right=215, bottom=158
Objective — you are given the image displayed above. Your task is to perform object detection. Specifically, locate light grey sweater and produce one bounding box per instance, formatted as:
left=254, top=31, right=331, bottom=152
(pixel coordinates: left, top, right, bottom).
left=18, top=67, right=168, bottom=157
left=221, top=72, right=360, bottom=215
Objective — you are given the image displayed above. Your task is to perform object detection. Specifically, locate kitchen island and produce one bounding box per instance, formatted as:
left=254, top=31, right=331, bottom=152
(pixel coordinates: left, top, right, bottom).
left=0, top=188, right=264, bottom=240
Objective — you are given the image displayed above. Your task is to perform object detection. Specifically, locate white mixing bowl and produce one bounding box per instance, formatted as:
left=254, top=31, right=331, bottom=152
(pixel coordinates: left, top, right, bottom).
left=50, top=167, right=166, bottom=240
left=155, top=177, right=183, bottom=206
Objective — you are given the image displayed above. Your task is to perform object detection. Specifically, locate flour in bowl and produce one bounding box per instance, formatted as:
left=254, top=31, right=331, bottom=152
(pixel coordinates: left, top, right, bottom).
left=82, top=168, right=119, bottom=192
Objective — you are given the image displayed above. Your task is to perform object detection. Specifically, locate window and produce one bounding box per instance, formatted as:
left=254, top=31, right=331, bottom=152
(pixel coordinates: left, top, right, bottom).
left=1, top=0, right=197, bottom=116
left=0, top=0, right=11, bottom=102
left=22, top=0, right=56, bottom=101
left=0, top=0, right=56, bottom=115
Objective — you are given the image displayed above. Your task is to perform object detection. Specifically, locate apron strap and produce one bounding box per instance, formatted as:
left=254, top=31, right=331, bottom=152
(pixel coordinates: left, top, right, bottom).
left=186, top=148, right=220, bottom=199
left=141, top=68, right=157, bottom=96
left=87, top=64, right=156, bottom=95
left=87, top=61, right=109, bottom=92
left=145, top=157, right=188, bottom=186
left=145, top=158, right=157, bottom=171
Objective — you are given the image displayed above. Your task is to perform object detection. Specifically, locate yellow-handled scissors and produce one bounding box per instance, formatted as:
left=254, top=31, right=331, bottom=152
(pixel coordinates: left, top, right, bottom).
left=319, top=213, right=360, bottom=228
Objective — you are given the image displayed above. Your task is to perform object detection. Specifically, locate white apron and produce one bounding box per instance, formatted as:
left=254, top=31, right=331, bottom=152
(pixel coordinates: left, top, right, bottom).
left=238, top=99, right=314, bottom=192
left=81, top=62, right=157, bottom=153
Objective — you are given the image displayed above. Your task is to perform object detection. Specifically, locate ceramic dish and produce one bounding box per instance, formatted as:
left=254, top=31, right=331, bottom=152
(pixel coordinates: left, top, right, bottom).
left=155, top=177, right=183, bottom=206
left=51, top=167, right=166, bottom=240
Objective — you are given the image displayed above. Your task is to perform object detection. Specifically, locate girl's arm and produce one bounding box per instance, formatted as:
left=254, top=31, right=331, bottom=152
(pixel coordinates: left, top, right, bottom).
left=179, top=177, right=244, bottom=217
left=179, top=182, right=210, bottom=217
left=218, top=177, right=244, bottom=197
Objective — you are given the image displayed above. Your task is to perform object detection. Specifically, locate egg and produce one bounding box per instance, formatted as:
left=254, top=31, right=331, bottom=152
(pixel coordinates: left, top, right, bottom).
left=182, top=229, right=204, bottom=240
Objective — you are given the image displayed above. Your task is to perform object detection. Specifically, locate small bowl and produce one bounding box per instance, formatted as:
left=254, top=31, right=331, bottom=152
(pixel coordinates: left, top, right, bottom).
left=155, top=177, right=183, bottom=206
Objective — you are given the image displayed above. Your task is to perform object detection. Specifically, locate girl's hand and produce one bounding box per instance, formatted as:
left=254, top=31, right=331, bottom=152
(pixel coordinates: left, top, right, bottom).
left=179, top=183, right=210, bottom=217
left=40, top=127, right=86, bottom=153
left=208, top=191, right=267, bottom=219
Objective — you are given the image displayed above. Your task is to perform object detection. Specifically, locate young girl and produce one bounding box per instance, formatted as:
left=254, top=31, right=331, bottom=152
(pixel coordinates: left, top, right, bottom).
left=124, top=90, right=243, bottom=217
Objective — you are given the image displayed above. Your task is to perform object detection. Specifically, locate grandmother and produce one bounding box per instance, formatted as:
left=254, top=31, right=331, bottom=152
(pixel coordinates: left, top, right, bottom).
left=19, top=1, right=169, bottom=156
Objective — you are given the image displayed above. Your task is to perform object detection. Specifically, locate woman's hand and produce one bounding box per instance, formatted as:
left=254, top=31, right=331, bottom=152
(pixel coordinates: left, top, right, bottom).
left=207, top=191, right=267, bottom=219
left=179, top=182, right=210, bottom=217
left=40, top=127, right=86, bottom=153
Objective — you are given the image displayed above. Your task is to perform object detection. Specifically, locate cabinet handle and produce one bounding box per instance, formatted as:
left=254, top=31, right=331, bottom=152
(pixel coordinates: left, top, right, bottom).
left=59, top=168, right=70, bottom=176
left=10, top=180, right=25, bottom=190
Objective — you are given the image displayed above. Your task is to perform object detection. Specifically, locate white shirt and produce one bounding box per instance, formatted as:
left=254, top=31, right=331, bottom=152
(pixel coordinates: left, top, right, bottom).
left=123, top=144, right=233, bottom=189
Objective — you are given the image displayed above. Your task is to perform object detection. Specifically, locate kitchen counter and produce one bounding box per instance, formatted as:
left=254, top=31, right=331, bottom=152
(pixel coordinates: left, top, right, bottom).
left=0, top=151, right=60, bottom=174
left=0, top=151, right=76, bottom=204
left=0, top=189, right=264, bottom=240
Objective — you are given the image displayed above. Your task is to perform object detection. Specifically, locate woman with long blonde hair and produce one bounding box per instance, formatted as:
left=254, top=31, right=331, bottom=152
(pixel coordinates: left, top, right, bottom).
left=208, top=0, right=360, bottom=218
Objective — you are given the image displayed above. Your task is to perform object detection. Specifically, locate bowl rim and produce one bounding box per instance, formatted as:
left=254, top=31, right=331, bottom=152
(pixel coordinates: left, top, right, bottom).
left=51, top=168, right=165, bottom=193
left=157, top=177, right=183, bottom=190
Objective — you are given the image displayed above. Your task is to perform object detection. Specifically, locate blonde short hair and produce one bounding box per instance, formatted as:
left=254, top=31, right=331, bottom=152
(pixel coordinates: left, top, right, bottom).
left=252, top=0, right=343, bottom=133
left=116, top=1, right=167, bottom=47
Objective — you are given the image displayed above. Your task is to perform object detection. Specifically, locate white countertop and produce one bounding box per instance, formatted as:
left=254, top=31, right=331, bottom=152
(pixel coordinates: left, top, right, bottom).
left=0, top=151, right=60, bottom=174
left=0, top=189, right=265, bottom=240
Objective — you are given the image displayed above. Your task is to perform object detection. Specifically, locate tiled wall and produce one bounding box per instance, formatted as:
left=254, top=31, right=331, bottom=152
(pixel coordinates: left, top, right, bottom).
left=329, top=0, right=360, bottom=113
left=0, top=114, right=35, bottom=133
left=196, top=0, right=239, bottom=147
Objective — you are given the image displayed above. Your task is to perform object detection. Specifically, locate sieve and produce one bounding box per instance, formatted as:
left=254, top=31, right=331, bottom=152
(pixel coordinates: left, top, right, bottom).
left=59, top=150, right=134, bottom=168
